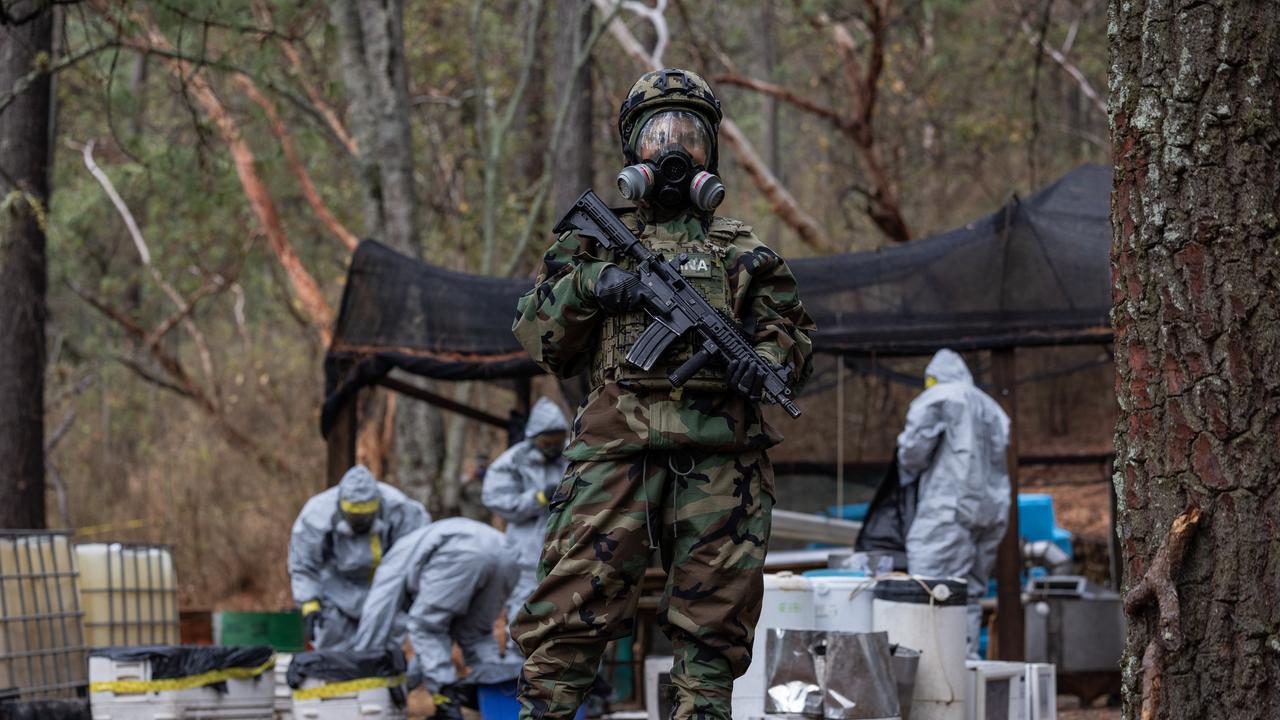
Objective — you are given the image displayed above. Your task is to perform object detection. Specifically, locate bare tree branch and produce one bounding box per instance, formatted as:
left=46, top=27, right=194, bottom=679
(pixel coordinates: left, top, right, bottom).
left=91, top=0, right=335, bottom=343
left=1019, top=18, right=1107, bottom=115
left=713, top=74, right=845, bottom=126
left=252, top=0, right=359, bottom=156
left=233, top=74, right=360, bottom=251
left=593, top=0, right=836, bottom=253
left=81, top=138, right=222, bottom=404
left=0, top=41, right=121, bottom=117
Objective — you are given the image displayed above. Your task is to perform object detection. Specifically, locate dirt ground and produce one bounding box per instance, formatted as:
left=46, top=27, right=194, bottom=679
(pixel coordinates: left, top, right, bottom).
left=1058, top=704, right=1122, bottom=720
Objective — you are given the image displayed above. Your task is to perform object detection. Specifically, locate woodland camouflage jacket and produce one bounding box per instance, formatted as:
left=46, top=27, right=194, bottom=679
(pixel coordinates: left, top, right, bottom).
left=513, top=210, right=815, bottom=461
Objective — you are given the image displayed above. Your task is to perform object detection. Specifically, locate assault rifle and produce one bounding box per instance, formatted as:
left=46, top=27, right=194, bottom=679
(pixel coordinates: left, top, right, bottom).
left=553, top=190, right=802, bottom=418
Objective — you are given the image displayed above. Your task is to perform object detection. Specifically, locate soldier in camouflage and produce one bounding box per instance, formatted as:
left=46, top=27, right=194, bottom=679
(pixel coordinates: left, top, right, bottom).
left=511, top=68, right=815, bottom=720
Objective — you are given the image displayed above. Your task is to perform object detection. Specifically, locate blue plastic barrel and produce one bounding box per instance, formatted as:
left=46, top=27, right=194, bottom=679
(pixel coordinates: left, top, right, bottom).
left=478, top=681, right=586, bottom=720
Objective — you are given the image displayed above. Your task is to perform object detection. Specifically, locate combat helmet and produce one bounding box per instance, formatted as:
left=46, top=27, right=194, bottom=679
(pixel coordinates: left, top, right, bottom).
left=618, top=68, right=722, bottom=172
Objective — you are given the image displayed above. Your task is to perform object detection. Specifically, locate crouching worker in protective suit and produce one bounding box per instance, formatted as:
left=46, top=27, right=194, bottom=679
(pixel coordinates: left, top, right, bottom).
left=288, top=465, right=430, bottom=648
left=897, top=349, right=1011, bottom=658
left=348, top=518, right=522, bottom=720
left=482, top=397, right=569, bottom=630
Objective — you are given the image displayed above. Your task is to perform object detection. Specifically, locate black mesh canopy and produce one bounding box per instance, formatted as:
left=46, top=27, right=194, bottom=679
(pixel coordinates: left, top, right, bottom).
left=322, top=165, right=1111, bottom=435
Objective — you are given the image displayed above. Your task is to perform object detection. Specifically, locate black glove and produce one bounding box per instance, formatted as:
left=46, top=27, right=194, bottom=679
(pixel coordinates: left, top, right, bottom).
left=725, top=358, right=765, bottom=401
left=302, top=605, right=323, bottom=644
left=595, top=265, right=647, bottom=314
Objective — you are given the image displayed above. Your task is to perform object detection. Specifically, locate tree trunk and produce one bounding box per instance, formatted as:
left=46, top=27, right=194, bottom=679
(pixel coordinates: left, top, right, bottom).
left=1109, top=2, right=1280, bottom=718
left=328, top=0, right=445, bottom=496
left=327, top=0, right=418, bottom=250
left=550, top=0, right=594, bottom=216
left=0, top=6, right=54, bottom=529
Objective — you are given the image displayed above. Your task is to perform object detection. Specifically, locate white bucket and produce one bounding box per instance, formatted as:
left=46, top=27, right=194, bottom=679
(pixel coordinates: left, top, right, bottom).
left=732, top=572, right=816, bottom=720
left=808, top=572, right=875, bottom=633
left=872, top=577, right=969, bottom=720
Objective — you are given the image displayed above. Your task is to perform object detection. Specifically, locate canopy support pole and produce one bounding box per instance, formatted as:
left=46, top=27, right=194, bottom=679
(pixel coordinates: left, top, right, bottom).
left=992, top=347, right=1024, bottom=660
left=326, top=389, right=358, bottom=489
left=378, top=376, right=508, bottom=429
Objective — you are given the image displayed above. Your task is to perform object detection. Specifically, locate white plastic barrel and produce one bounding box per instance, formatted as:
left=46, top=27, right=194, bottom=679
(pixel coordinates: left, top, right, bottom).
left=872, top=577, right=969, bottom=720
left=732, top=572, right=816, bottom=720
left=77, top=543, right=178, bottom=647
left=806, top=571, right=876, bottom=633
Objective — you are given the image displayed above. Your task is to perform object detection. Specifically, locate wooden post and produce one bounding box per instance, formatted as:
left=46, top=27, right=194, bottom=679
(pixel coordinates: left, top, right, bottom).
left=326, top=389, right=358, bottom=489
left=991, top=347, right=1024, bottom=660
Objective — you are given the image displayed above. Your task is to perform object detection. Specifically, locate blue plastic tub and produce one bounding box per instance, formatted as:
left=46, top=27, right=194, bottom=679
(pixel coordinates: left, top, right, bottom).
left=802, top=568, right=869, bottom=578
left=824, top=502, right=871, bottom=522
left=1018, top=494, right=1056, bottom=541
left=478, top=681, right=586, bottom=720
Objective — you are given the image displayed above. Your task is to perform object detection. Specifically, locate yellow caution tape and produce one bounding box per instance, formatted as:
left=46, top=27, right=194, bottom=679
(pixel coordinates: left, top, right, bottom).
left=292, top=674, right=405, bottom=700
left=340, top=498, right=380, bottom=514
left=91, top=657, right=275, bottom=695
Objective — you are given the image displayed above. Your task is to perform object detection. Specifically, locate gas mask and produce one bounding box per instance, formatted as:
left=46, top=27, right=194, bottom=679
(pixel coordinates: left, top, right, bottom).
left=617, top=110, right=724, bottom=212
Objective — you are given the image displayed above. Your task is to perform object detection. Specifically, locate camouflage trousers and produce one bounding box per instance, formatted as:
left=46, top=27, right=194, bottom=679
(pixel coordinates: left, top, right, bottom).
left=512, top=449, right=774, bottom=720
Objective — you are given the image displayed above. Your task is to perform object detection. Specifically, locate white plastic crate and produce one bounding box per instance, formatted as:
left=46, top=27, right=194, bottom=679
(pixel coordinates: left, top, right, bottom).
left=289, top=677, right=405, bottom=720
left=273, top=654, right=293, bottom=720
left=89, top=653, right=275, bottom=720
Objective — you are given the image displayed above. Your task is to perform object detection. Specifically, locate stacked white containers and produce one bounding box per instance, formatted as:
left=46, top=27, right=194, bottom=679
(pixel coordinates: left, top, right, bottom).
left=873, top=577, right=969, bottom=720
left=77, top=543, right=179, bottom=648
left=731, top=572, right=816, bottom=720
left=274, top=654, right=294, bottom=720
left=88, top=650, right=275, bottom=720
left=289, top=679, right=406, bottom=720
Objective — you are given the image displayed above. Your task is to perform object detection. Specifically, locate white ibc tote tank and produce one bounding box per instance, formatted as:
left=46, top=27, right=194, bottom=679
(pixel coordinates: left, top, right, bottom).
left=872, top=577, right=969, bottom=720
left=732, top=572, right=816, bottom=720
left=805, top=570, right=876, bottom=633
left=77, top=543, right=178, bottom=647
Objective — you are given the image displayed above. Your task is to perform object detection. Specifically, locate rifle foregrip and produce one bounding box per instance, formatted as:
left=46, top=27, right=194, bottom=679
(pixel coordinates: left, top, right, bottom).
left=669, top=347, right=715, bottom=387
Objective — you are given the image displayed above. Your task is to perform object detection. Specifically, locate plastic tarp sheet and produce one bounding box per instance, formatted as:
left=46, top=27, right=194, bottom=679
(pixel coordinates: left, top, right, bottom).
left=285, top=648, right=406, bottom=688
left=322, top=165, right=1112, bottom=435
left=87, top=646, right=273, bottom=680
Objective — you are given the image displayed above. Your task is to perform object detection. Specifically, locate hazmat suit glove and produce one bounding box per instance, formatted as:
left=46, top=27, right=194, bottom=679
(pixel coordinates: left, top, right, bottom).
left=725, top=357, right=765, bottom=401
left=594, top=264, right=648, bottom=315
left=303, top=611, right=322, bottom=644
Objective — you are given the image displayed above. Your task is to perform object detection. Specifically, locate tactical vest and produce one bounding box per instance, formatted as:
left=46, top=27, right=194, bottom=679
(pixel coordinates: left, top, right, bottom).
left=589, top=215, right=750, bottom=392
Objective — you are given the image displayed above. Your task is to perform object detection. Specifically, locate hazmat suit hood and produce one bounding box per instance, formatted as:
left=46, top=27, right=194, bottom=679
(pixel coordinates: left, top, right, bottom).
left=338, top=465, right=380, bottom=505
left=524, top=397, right=569, bottom=439
left=924, top=349, right=973, bottom=385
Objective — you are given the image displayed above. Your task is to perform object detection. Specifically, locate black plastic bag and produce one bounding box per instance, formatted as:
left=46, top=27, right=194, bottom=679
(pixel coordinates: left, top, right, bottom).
left=89, top=645, right=273, bottom=680
left=854, top=457, right=917, bottom=570
left=286, top=647, right=406, bottom=688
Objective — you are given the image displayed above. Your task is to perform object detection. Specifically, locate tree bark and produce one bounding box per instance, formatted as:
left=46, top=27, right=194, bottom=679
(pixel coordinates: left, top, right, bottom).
left=327, top=0, right=443, bottom=497
left=550, top=0, right=594, bottom=217
left=1109, top=1, right=1280, bottom=718
left=327, top=0, right=418, bottom=250
left=0, top=5, right=54, bottom=529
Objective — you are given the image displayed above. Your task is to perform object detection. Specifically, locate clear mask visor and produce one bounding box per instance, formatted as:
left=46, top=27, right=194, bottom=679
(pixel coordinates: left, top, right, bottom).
left=634, top=110, right=710, bottom=165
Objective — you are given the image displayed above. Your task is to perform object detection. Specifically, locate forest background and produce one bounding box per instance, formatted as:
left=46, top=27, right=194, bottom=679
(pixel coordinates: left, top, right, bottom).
left=6, top=0, right=1110, bottom=609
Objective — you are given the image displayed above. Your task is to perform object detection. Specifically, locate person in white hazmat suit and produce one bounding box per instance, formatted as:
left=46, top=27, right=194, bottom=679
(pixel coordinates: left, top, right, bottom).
left=288, top=465, right=430, bottom=648
left=897, top=349, right=1011, bottom=658
left=348, top=517, right=521, bottom=720
left=481, top=397, right=569, bottom=624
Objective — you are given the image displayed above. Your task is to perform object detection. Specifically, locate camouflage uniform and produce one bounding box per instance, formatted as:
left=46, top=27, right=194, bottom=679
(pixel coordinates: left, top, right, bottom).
left=510, top=69, right=814, bottom=720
